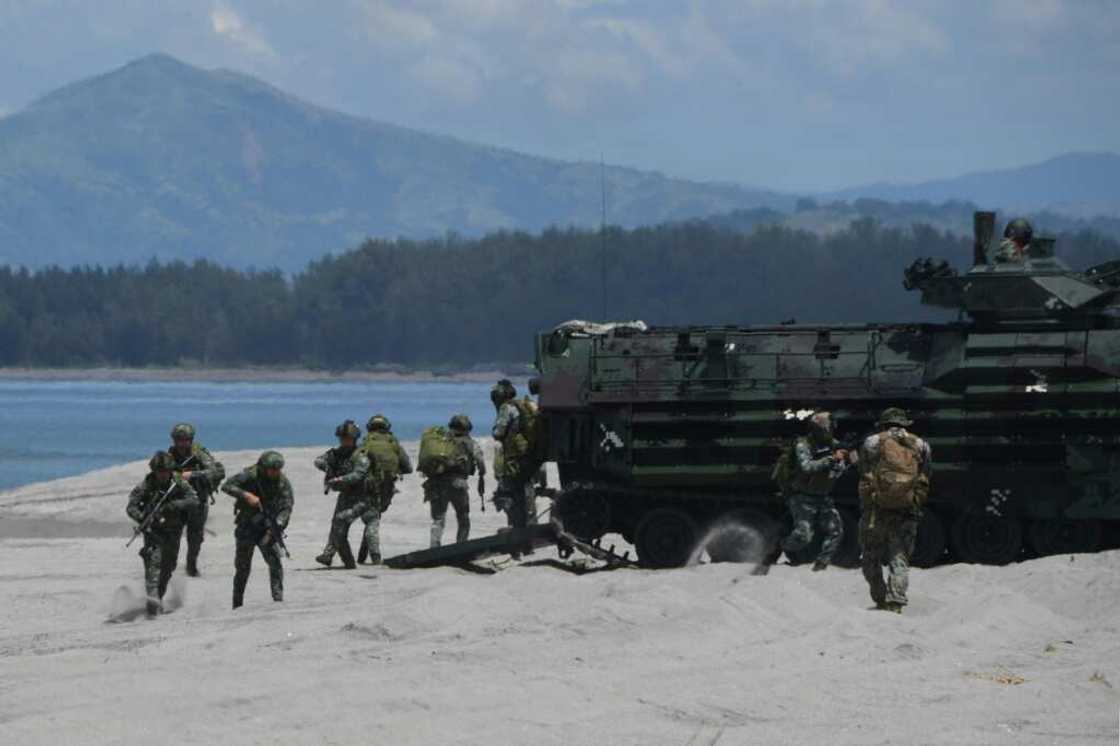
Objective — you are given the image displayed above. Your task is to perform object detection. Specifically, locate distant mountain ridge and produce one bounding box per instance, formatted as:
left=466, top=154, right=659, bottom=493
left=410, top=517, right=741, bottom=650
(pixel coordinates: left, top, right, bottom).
left=827, top=152, right=1120, bottom=216
left=0, top=54, right=789, bottom=270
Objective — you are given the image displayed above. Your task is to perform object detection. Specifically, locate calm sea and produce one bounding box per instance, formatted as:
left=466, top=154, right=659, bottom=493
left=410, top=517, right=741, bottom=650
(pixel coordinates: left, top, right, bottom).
left=0, top=379, right=503, bottom=491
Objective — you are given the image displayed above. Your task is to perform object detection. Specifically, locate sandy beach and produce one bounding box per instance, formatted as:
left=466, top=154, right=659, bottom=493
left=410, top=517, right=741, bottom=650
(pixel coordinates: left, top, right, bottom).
left=1, top=444, right=1117, bottom=745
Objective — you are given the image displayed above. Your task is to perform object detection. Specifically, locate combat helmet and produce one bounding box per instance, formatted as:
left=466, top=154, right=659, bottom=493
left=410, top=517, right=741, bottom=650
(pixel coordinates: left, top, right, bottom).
left=1003, top=218, right=1033, bottom=245
left=366, top=414, right=391, bottom=433
left=335, top=419, right=361, bottom=440
left=149, top=451, right=178, bottom=473
left=170, top=422, right=195, bottom=441
left=877, top=407, right=913, bottom=428
left=257, top=450, right=285, bottom=470
left=490, top=379, right=517, bottom=407
left=448, top=414, right=473, bottom=433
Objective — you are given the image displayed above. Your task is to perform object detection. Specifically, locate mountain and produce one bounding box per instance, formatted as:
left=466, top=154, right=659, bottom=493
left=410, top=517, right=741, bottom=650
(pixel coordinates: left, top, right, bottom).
left=828, top=152, right=1120, bottom=217
left=0, top=54, right=790, bottom=270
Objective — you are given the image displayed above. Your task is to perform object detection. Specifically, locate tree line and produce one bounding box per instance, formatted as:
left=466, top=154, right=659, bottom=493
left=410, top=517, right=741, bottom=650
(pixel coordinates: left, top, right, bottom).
left=2, top=220, right=1118, bottom=368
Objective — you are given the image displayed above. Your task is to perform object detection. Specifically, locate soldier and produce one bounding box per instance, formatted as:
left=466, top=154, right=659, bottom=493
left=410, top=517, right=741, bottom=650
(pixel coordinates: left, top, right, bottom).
left=221, top=450, right=293, bottom=609
left=490, top=379, right=533, bottom=530
left=167, top=422, right=225, bottom=577
left=357, top=414, right=413, bottom=564
left=126, top=451, right=199, bottom=618
left=858, top=408, right=932, bottom=614
left=780, top=411, right=856, bottom=571
left=313, top=420, right=374, bottom=568
left=425, top=414, right=486, bottom=548
left=992, top=217, right=1033, bottom=264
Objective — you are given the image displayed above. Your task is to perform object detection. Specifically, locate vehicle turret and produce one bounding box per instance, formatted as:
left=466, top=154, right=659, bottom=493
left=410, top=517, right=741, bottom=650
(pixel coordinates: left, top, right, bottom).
left=904, top=211, right=1120, bottom=324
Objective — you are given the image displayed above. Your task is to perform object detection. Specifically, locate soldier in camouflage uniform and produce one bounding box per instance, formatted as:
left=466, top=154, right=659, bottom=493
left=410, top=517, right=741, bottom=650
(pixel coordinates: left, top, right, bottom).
left=992, top=217, right=1033, bottom=264
left=357, top=414, right=413, bottom=563
left=858, top=408, right=932, bottom=613
left=126, top=452, right=199, bottom=618
left=490, top=379, right=533, bottom=530
left=313, top=420, right=374, bottom=568
left=167, top=422, right=225, bottom=577
left=780, top=411, right=856, bottom=571
left=425, top=414, right=486, bottom=547
left=221, top=450, right=293, bottom=608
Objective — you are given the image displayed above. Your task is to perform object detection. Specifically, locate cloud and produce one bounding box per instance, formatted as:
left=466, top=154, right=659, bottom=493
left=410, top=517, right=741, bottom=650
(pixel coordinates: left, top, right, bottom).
left=210, top=3, right=274, bottom=56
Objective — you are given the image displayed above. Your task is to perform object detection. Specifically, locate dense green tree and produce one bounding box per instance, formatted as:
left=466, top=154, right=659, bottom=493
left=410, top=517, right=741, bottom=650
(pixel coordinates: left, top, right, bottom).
left=0, top=221, right=1118, bottom=367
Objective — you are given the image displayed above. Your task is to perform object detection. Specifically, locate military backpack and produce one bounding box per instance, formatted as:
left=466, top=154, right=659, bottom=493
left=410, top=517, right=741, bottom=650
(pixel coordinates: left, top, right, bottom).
left=418, top=426, right=470, bottom=477
left=870, top=432, right=924, bottom=510
left=362, top=432, right=402, bottom=481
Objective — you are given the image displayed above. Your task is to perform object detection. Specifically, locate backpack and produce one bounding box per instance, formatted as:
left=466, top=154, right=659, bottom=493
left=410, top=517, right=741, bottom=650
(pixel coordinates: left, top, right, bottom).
left=770, top=440, right=797, bottom=496
left=362, top=432, right=401, bottom=481
left=872, top=432, right=924, bottom=510
left=418, top=426, right=470, bottom=477
left=509, top=397, right=547, bottom=470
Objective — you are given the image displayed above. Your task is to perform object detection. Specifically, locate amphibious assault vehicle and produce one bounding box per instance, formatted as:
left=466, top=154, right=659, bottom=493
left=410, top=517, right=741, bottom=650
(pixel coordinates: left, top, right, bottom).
left=535, top=212, right=1120, bottom=568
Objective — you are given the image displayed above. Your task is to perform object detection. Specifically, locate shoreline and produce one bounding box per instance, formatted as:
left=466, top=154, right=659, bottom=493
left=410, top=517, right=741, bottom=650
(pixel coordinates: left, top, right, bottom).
left=0, top=366, right=533, bottom=384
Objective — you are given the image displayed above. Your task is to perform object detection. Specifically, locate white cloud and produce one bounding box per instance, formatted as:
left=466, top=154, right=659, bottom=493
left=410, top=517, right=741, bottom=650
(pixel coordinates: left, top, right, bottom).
left=210, top=3, right=274, bottom=56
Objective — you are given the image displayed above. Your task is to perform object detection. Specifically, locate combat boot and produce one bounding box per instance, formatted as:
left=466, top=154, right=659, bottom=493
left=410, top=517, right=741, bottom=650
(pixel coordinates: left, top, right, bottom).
left=146, top=599, right=161, bottom=619
left=315, top=552, right=333, bottom=568
left=811, top=560, right=829, bottom=572
left=232, top=595, right=243, bottom=610
left=337, top=541, right=357, bottom=569
left=186, top=544, right=201, bottom=576
left=367, top=553, right=382, bottom=566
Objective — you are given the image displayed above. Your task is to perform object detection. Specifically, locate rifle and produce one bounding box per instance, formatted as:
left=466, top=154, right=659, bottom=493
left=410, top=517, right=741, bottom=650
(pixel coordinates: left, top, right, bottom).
left=125, top=482, right=179, bottom=548
left=258, top=509, right=291, bottom=559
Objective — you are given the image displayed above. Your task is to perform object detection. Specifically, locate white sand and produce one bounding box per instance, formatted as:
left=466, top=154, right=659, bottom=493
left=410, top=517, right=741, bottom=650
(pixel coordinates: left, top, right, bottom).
left=1, top=445, right=1118, bottom=745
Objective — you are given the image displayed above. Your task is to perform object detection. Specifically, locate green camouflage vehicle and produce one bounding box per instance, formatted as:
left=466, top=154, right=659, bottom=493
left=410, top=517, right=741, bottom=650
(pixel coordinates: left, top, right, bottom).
left=534, top=212, right=1120, bottom=567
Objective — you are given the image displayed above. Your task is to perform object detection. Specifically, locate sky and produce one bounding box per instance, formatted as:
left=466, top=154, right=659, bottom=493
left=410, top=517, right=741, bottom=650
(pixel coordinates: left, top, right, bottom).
left=0, top=0, right=1116, bottom=192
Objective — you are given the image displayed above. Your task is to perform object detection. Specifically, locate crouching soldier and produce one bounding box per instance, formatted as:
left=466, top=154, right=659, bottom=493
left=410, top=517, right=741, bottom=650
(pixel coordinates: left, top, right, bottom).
left=858, top=408, right=931, bottom=614
left=127, top=452, right=199, bottom=618
left=221, top=450, right=293, bottom=608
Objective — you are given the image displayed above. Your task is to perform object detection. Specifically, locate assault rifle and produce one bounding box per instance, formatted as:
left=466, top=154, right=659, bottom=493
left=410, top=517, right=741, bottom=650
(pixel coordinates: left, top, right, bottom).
left=125, top=482, right=179, bottom=548
left=258, top=509, right=291, bottom=559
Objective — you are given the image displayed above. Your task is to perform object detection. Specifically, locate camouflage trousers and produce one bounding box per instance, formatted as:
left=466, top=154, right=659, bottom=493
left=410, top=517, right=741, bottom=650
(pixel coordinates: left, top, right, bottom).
left=183, top=497, right=209, bottom=568
left=860, top=508, right=919, bottom=607
left=782, top=493, right=843, bottom=565
left=329, top=496, right=380, bottom=563
left=320, top=493, right=360, bottom=564
left=494, top=477, right=535, bottom=529
left=425, top=478, right=471, bottom=547
left=139, top=528, right=181, bottom=602
left=233, top=522, right=284, bottom=604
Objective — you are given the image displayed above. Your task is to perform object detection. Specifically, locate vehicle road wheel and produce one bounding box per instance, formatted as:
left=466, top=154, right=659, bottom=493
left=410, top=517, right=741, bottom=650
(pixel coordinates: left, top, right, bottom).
left=635, top=508, right=698, bottom=568
left=950, top=513, right=1023, bottom=565
left=1027, top=519, right=1102, bottom=556
left=704, top=509, right=779, bottom=564
left=553, top=489, right=611, bottom=541
left=911, top=511, right=947, bottom=568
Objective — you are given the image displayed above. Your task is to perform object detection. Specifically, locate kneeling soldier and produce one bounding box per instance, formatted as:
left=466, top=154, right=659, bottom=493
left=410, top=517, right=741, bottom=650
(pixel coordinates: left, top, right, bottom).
left=222, top=450, right=294, bottom=608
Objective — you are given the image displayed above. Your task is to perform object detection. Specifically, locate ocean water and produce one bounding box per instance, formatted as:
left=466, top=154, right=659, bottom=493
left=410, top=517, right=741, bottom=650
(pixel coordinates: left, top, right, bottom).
left=0, top=379, right=503, bottom=491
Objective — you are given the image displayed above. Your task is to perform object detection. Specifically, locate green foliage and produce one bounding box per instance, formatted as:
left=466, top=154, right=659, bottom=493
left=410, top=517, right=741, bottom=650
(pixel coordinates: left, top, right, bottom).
left=1, top=220, right=1118, bottom=368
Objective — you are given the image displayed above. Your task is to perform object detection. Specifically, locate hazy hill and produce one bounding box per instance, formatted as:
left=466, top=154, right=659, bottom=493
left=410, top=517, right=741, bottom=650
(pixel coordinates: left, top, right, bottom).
left=0, top=54, right=789, bottom=270
left=828, top=152, right=1120, bottom=217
